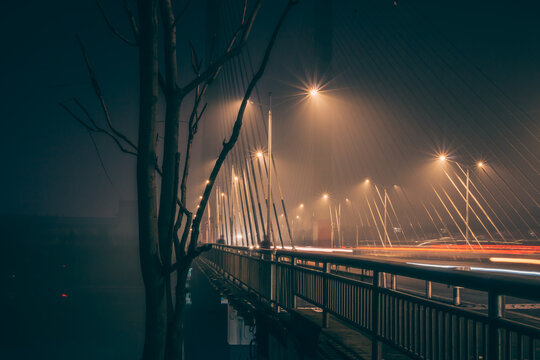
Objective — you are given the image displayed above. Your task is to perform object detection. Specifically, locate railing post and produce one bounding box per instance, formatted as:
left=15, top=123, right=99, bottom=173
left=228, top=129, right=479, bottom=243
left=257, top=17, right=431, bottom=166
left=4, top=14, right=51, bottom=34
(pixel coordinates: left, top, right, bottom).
left=488, top=292, right=503, bottom=360
left=322, top=262, right=330, bottom=328
left=372, top=270, right=381, bottom=360
left=291, top=256, right=297, bottom=309
left=426, top=281, right=432, bottom=299
left=270, top=252, right=276, bottom=309
left=453, top=286, right=462, bottom=306
left=391, top=274, right=397, bottom=290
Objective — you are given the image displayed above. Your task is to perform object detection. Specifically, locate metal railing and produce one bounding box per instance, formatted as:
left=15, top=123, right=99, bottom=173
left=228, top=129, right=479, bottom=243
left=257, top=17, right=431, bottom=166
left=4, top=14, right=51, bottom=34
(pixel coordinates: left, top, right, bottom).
left=200, top=244, right=540, bottom=360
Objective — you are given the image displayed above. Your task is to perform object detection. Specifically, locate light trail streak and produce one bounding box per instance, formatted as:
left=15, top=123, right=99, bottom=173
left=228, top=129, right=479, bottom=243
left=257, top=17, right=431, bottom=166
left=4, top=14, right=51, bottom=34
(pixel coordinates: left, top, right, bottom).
left=470, top=267, right=540, bottom=277
left=406, top=262, right=460, bottom=269
left=407, top=262, right=540, bottom=276
left=279, top=246, right=354, bottom=253
left=354, top=245, right=540, bottom=255
left=489, top=257, right=540, bottom=266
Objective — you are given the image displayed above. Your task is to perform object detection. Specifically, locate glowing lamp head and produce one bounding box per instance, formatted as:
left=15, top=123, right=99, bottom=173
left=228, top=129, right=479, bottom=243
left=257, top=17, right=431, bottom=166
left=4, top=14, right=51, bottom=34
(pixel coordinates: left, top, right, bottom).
left=234, top=176, right=238, bottom=182
left=221, top=192, right=225, bottom=197
left=205, top=180, right=210, bottom=184
left=299, top=203, right=304, bottom=208
left=365, top=178, right=370, bottom=184
left=296, top=215, right=300, bottom=219
left=477, top=161, right=484, bottom=168
left=345, top=198, right=350, bottom=202
left=199, top=195, right=203, bottom=199
left=256, top=151, right=263, bottom=158
left=323, top=193, right=329, bottom=200
left=439, top=155, right=447, bottom=162
left=310, top=88, right=318, bottom=96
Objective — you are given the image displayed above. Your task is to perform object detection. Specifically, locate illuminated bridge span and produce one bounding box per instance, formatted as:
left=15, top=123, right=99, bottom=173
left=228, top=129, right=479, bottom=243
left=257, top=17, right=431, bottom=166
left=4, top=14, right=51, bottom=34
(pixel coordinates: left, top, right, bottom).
left=191, top=3, right=540, bottom=359
left=194, top=1, right=539, bottom=253
left=198, top=244, right=540, bottom=360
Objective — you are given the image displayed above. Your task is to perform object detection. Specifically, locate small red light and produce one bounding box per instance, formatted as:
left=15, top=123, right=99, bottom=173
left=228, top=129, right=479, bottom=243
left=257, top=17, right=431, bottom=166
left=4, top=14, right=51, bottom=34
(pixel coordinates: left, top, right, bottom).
left=61, top=293, right=68, bottom=298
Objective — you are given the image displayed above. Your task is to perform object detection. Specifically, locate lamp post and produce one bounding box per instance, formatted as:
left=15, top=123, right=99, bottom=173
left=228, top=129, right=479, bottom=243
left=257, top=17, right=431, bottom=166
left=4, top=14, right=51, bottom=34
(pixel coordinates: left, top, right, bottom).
left=439, top=155, right=484, bottom=243
left=322, top=193, right=342, bottom=248
left=267, top=93, right=273, bottom=248
left=251, top=89, right=318, bottom=249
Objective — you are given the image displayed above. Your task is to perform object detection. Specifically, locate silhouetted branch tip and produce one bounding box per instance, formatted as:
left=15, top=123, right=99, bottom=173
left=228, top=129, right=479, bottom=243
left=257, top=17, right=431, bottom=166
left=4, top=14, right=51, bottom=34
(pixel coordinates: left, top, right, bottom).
left=96, top=0, right=138, bottom=46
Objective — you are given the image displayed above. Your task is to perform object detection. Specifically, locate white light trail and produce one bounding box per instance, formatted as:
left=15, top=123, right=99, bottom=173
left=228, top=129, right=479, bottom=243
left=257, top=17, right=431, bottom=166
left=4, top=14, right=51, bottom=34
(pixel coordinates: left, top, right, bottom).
left=470, top=267, right=540, bottom=277
left=406, top=262, right=460, bottom=269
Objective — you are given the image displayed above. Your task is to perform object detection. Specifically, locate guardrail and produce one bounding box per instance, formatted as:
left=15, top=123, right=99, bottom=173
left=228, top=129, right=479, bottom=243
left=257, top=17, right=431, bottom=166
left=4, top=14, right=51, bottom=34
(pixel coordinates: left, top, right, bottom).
left=200, top=244, right=540, bottom=360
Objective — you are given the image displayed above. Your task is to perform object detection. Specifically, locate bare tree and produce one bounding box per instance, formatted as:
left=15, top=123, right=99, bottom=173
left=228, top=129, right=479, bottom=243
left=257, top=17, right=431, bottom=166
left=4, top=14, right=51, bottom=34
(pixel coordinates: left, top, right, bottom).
left=60, top=0, right=298, bottom=359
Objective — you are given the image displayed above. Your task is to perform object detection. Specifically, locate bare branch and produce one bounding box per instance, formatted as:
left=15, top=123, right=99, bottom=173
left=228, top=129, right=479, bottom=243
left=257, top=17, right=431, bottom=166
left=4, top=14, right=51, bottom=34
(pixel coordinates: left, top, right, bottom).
left=61, top=101, right=192, bottom=216
left=241, top=0, right=248, bottom=24
left=76, top=37, right=138, bottom=151
left=187, top=0, right=298, bottom=256
left=96, top=1, right=138, bottom=46
left=172, top=0, right=193, bottom=28
left=60, top=100, right=138, bottom=156
left=179, top=214, right=193, bottom=257
left=167, top=244, right=210, bottom=274
left=188, top=41, right=201, bottom=75
left=193, top=102, right=208, bottom=133
left=179, top=82, right=210, bottom=208
left=123, top=0, right=139, bottom=40
left=59, top=102, right=96, bottom=131
left=178, top=0, right=264, bottom=96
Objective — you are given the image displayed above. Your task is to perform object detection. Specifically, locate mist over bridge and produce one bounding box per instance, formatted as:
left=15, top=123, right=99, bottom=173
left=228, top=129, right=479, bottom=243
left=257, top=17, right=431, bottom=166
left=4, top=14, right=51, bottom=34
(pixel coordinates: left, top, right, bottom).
left=187, top=1, right=540, bottom=359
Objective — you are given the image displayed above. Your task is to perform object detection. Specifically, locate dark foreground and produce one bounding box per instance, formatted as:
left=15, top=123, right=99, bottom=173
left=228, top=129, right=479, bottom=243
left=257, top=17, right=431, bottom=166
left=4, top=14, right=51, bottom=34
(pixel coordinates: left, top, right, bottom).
left=0, top=249, right=250, bottom=359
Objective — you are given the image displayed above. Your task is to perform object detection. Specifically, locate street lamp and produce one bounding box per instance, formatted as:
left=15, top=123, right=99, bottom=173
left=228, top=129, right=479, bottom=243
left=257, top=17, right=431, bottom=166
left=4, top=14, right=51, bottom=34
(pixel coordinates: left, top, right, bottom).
left=249, top=90, right=318, bottom=249
left=322, top=193, right=342, bottom=248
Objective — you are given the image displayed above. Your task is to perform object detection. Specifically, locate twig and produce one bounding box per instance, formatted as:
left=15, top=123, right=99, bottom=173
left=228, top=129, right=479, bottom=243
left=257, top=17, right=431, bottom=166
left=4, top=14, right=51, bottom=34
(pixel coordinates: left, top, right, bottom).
left=60, top=100, right=137, bottom=156
left=178, top=0, right=264, bottom=97
left=76, top=37, right=138, bottom=151
left=96, top=1, right=138, bottom=46
left=187, top=0, right=298, bottom=257
left=123, top=0, right=139, bottom=40
left=172, top=0, right=193, bottom=28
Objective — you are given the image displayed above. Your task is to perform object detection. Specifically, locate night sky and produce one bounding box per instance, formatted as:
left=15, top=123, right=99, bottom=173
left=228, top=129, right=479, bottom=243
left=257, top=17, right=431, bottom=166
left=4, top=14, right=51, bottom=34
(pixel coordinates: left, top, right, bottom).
left=1, top=0, right=539, bottom=217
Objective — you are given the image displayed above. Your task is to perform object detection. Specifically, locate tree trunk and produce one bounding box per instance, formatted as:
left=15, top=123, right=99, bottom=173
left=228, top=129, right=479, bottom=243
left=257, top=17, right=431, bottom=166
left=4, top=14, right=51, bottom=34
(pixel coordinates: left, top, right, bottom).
left=166, top=265, right=190, bottom=360
left=137, top=0, right=167, bottom=359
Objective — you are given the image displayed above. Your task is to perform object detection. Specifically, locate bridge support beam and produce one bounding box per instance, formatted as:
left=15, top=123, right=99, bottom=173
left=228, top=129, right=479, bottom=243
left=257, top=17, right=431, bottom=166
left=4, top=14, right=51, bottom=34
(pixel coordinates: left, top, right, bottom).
left=322, top=262, right=330, bottom=328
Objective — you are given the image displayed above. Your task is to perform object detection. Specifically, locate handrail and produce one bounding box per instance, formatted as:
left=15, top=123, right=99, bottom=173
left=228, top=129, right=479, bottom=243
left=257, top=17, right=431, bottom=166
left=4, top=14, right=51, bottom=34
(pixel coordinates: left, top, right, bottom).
left=213, top=244, right=540, bottom=301
left=202, top=244, right=540, bottom=360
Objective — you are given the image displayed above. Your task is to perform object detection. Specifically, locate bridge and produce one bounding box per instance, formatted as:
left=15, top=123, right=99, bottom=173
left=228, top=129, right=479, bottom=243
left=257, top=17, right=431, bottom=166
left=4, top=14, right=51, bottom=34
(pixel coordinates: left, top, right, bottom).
left=196, top=244, right=540, bottom=360
left=185, top=1, right=540, bottom=359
